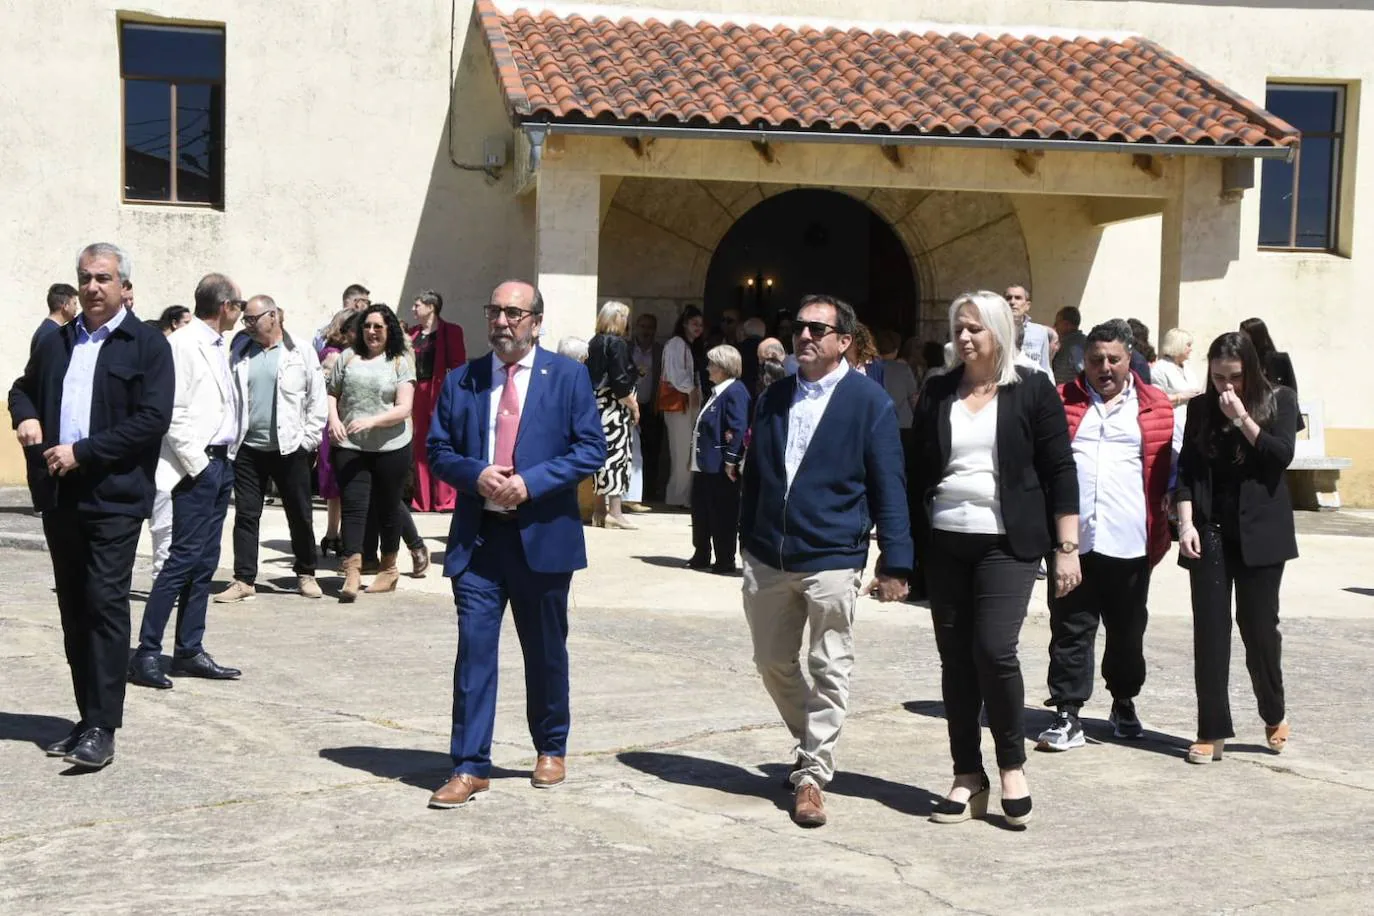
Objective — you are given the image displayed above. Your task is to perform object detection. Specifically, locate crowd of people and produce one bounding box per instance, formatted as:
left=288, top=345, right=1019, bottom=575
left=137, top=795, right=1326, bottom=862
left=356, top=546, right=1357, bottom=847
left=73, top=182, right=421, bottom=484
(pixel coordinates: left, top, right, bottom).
left=12, top=243, right=1302, bottom=836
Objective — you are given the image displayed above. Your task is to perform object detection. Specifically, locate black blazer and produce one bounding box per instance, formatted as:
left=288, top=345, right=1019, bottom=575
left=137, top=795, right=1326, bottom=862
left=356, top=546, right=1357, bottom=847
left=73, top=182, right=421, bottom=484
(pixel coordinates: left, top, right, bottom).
left=1264, top=351, right=1298, bottom=395
left=1174, top=386, right=1298, bottom=568
left=585, top=334, right=635, bottom=400
left=908, top=365, right=1078, bottom=561
left=8, top=314, right=173, bottom=517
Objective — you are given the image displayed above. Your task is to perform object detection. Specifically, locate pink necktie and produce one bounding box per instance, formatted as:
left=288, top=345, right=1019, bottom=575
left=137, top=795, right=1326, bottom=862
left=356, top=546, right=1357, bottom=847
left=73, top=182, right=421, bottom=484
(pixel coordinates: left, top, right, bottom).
left=493, top=362, right=521, bottom=466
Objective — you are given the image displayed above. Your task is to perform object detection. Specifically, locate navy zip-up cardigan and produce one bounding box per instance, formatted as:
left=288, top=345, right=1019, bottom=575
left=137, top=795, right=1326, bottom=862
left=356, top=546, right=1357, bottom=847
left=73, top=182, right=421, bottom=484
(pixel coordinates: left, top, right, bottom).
left=739, top=369, right=913, bottom=575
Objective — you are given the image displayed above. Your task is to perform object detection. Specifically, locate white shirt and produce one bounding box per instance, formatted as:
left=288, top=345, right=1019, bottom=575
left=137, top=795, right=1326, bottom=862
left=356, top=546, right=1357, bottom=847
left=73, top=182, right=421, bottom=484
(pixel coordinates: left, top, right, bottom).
left=1150, top=359, right=1195, bottom=397
left=662, top=335, right=696, bottom=394
left=691, top=377, right=735, bottom=473
left=59, top=308, right=129, bottom=445
left=784, top=360, right=848, bottom=489
left=631, top=342, right=655, bottom=402
left=932, top=396, right=1004, bottom=534
left=194, top=319, right=239, bottom=447
left=1074, top=379, right=1147, bottom=559
left=485, top=348, right=537, bottom=512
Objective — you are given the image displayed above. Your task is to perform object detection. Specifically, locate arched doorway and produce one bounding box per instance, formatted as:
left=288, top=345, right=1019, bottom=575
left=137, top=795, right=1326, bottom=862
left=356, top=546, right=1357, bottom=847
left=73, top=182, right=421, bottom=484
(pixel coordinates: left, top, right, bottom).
left=703, top=189, right=919, bottom=340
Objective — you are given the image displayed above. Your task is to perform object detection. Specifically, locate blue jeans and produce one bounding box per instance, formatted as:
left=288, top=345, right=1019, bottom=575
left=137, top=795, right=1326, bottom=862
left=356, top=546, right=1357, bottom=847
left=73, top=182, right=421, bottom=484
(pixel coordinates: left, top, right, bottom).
left=137, top=454, right=233, bottom=658
left=449, top=515, right=573, bottom=777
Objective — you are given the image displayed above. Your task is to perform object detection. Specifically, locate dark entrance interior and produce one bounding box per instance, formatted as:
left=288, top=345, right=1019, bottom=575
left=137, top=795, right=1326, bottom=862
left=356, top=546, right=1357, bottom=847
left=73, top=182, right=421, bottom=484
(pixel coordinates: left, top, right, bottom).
left=703, top=189, right=918, bottom=340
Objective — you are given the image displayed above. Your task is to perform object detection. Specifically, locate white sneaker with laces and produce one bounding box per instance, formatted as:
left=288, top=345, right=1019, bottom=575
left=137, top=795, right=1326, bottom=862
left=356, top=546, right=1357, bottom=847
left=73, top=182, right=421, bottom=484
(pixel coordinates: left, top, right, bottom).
left=1036, top=709, right=1086, bottom=751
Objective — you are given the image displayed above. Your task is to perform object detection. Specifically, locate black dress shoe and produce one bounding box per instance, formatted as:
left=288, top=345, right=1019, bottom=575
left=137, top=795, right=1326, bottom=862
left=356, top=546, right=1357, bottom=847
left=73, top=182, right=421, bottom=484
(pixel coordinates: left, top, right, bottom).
left=63, top=727, right=115, bottom=770
left=170, top=652, right=241, bottom=680
left=685, top=555, right=711, bottom=570
left=128, top=654, right=173, bottom=689
left=45, top=723, right=85, bottom=757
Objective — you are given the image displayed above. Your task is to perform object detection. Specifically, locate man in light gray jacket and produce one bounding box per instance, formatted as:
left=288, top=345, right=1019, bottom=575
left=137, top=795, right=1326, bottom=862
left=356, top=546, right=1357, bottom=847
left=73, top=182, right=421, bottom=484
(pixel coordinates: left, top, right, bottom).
left=215, top=294, right=328, bottom=602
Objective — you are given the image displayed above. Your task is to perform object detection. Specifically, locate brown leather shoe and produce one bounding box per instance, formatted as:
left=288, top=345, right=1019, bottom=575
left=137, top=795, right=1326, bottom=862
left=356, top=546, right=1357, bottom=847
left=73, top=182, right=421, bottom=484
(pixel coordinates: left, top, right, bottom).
left=531, top=754, right=566, bottom=788
left=792, top=783, right=827, bottom=827
left=428, top=773, right=490, bottom=809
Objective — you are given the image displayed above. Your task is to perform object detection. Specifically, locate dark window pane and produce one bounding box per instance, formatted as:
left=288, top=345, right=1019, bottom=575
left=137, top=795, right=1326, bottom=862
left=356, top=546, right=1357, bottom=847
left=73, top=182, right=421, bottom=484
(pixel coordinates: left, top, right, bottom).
left=175, top=83, right=224, bottom=204
left=124, top=80, right=172, bottom=201
left=1258, top=158, right=1295, bottom=247
left=121, top=23, right=224, bottom=80
left=1265, top=87, right=1340, bottom=135
left=1295, top=137, right=1337, bottom=249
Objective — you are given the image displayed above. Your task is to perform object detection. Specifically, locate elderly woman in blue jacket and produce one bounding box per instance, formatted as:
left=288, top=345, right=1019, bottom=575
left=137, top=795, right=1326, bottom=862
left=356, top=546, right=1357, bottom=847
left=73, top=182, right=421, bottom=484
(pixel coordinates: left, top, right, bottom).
left=686, top=344, right=751, bottom=574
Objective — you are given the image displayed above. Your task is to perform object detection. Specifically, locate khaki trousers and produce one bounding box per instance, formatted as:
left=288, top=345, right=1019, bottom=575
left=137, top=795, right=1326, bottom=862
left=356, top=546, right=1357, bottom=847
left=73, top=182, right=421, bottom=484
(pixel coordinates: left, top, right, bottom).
left=741, top=550, right=863, bottom=789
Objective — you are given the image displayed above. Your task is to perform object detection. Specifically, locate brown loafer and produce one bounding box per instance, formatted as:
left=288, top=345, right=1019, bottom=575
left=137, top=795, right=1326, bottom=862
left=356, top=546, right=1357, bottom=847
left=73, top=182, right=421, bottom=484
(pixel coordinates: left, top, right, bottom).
left=792, top=782, right=827, bottom=828
left=428, top=773, right=490, bottom=809
left=531, top=754, right=566, bottom=788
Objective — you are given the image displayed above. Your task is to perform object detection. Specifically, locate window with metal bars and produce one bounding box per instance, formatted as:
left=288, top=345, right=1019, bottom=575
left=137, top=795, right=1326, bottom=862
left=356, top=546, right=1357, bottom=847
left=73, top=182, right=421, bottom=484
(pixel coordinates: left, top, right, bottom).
left=120, top=21, right=225, bottom=206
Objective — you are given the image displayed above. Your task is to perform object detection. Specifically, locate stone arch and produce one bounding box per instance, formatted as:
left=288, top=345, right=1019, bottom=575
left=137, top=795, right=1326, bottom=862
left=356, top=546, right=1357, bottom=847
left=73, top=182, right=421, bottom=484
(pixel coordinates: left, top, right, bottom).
left=597, top=176, right=1031, bottom=341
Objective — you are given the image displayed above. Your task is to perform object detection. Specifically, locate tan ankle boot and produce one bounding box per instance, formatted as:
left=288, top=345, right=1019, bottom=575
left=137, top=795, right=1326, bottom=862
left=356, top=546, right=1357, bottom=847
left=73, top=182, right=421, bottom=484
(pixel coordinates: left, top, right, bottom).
left=366, top=552, right=400, bottom=593
left=340, top=554, right=362, bottom=603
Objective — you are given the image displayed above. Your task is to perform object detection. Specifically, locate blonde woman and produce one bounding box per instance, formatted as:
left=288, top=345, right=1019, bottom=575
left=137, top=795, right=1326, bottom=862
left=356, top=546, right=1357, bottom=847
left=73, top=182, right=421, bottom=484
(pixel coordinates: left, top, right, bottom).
left=1153, top=328, right=1201, bottom=407
left=586, top=301, right=639, bottom=528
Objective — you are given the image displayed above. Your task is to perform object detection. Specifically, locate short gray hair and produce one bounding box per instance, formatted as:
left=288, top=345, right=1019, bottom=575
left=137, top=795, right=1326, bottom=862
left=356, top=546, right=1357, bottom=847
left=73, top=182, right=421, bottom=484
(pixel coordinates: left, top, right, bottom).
left=1160, top=327, right=1193, bottom=360
left=707, top=344, right=742, bottom=379
left=556, top=336, right=588, bottom=363
left=77, top=243, right=132, bottom=283
left=949, top=290, right=1021, bottom=386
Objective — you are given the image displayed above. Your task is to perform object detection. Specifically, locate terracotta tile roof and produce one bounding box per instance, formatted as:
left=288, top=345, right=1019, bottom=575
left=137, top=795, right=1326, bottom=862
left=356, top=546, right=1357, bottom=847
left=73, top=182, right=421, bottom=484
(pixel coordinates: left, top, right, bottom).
left=476, top=1, right=1297, bottom=149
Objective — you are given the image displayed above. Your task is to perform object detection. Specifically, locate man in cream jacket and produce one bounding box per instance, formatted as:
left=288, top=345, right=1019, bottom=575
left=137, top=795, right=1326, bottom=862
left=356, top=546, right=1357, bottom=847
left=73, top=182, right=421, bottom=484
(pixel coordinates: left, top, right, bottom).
left=129, top=273, right=245, bottom=690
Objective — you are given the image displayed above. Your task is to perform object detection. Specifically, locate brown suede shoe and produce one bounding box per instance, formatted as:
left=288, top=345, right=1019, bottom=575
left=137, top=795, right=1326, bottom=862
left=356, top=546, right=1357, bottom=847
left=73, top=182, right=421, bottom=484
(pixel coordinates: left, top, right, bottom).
left=792, top=783, right=827, bottom=828
left=428, top=773, right=490, bottom=809
left=531, top=755, right=566, bottom=788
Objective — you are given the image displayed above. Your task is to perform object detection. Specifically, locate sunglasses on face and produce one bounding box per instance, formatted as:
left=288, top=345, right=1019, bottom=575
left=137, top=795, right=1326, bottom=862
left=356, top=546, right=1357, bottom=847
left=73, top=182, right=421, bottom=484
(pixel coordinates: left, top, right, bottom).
left=794, top=321, right=838, bottom=339
left=484, top=305, right=536, bottom=323
left=242, top=309, right=276, bottom=326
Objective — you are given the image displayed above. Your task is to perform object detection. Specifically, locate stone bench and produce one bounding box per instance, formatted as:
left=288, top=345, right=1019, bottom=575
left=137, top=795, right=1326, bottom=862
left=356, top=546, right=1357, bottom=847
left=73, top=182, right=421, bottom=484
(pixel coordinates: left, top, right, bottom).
left=1288, top=400, right=1354, bottom=510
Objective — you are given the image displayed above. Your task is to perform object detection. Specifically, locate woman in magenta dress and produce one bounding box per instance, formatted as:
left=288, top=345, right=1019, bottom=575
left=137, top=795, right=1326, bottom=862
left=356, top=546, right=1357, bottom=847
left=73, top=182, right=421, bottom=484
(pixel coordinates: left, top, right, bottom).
left=316, top=309, right=354, bottom=556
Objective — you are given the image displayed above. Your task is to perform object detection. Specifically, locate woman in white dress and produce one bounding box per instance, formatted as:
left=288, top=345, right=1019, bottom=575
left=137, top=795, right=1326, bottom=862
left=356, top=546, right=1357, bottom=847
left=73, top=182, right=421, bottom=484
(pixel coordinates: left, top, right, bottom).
left=661, top=306, right=704, bottom=508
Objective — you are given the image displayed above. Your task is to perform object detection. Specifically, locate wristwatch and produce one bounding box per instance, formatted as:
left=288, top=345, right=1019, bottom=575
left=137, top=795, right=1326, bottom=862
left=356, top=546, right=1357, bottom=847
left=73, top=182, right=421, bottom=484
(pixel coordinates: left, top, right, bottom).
left=1056, top=541, right=1078, bottom=555
left=1231, top=415, right=1247, bottom=428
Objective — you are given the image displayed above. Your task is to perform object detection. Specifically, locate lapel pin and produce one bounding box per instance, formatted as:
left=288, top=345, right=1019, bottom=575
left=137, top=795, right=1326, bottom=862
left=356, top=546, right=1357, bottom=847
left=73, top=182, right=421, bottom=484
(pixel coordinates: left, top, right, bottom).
left=540, top=368, right=548, bottom=375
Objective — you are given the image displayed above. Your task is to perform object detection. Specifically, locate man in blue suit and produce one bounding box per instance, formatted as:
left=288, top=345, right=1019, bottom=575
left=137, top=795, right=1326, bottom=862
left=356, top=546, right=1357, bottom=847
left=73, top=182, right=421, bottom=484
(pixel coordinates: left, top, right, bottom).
left=425, top=280, right=606, bottom=809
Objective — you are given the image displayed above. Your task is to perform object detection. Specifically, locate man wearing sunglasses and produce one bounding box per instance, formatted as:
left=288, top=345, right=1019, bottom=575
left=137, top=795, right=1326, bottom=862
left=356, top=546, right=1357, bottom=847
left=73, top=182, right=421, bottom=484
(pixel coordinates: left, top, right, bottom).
left=214, top=295, right=328, bottom=604
left=130, top=274, right=245, bottom=691
left=425, top=280, right=605, bottom=810
left=739, top=293, right=913, bottom=829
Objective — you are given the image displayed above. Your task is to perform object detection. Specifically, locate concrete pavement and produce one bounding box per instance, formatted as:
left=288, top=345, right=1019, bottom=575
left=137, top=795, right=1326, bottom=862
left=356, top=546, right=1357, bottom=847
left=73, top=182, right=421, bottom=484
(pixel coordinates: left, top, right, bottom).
left=2, top=503, right=1374, bottom=913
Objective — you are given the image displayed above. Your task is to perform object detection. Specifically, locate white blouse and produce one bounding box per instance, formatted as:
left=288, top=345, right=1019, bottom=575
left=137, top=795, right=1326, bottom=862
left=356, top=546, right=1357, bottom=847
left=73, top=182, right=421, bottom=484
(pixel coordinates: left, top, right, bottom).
left=932, top=396, right=1005, bottom=535
left=662, top=335, right=697, bottom=394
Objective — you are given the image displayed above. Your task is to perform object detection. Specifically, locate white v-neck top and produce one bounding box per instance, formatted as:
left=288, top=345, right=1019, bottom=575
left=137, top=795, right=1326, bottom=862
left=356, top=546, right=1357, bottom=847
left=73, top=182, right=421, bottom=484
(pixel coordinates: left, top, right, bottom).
left=932, top=395, right=1005, bottom=535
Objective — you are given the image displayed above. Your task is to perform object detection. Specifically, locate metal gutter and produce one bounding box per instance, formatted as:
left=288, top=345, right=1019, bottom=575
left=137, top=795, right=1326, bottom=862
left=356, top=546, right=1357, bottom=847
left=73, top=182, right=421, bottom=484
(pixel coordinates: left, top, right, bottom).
left=520, top=119, right=1296, bottom=162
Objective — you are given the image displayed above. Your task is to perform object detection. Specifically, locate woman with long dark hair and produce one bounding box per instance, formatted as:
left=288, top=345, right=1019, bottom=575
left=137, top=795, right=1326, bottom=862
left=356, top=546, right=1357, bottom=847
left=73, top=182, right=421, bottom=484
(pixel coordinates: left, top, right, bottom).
left=326, top=303, right=416, bottom=601
left=1239, top=317, right=1298, bottom=394
left=1175, top=331, right=1298, bottom=763
left=662, top=305, right=704, bottom=508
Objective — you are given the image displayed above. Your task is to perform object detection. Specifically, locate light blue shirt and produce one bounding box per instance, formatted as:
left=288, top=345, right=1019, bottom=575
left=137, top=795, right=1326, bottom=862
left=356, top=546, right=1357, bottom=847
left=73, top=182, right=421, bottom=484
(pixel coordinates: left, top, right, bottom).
left=59, top=308, right=129, bottom=445
left=784, top=359, right=848, bottom=489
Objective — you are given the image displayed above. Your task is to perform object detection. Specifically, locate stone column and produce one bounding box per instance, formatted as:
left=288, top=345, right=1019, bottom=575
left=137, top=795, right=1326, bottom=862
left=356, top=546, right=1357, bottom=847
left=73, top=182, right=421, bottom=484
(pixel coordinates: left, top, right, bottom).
left=1158, top=157, right=1241, bottom=342
left=534, top=168, right=600, bottom=351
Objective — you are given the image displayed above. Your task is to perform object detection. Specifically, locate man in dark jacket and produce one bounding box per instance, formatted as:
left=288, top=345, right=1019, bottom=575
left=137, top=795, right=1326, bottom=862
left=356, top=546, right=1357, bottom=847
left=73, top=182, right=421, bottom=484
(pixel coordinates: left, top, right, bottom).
left=8, top=242, right=173, bottom=770
left=738, top=294, right=912, bottom=829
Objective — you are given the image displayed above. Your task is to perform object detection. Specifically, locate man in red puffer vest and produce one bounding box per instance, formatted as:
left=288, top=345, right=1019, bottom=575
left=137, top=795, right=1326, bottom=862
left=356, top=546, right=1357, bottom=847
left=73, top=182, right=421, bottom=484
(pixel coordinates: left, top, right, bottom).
left=1035, top=319, right=1174, bottom=752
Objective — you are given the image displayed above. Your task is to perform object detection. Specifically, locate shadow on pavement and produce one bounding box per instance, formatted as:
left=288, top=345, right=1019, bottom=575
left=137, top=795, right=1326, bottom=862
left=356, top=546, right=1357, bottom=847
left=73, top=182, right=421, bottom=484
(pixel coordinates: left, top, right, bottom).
left=632, top=555, right=690, bottom=569
left=318, top=746, right=528, bottom=790
left=903, top=700, right=1191, bottom=760
left=0, top=711, right=76, bottom=749
left=1344, top=587, right=1374, bottom=597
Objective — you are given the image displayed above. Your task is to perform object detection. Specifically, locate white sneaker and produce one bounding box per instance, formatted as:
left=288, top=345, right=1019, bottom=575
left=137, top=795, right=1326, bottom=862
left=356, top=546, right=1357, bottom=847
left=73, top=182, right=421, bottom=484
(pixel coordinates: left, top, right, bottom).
left=1036, top=709, right=1086, bottom=751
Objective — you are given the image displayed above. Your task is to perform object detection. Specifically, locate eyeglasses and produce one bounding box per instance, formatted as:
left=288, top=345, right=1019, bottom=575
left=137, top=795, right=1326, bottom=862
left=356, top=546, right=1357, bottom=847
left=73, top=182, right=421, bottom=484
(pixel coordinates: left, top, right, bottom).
left=242, top=309, right=277, bottom=326
left=794, top=321, right=838, bottom=339
left=484, top=305, right=537, bottom=323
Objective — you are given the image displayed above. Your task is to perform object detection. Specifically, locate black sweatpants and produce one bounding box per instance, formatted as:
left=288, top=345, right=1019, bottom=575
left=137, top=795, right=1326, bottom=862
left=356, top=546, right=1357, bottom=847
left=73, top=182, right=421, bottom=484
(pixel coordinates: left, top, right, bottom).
left=925, top=529, right=1039, bottom=773
left=1046, top=551, right=1152, bottom=709
left=1190, top=525, right=1286, bottom=740
left=232, top=445, right=318, bottom=583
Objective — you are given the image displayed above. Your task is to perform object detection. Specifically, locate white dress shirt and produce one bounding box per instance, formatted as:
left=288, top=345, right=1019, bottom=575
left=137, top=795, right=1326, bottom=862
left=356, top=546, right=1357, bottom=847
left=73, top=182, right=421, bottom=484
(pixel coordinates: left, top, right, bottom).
left=662, top=335, right=696, bottom=394
left=195, top=319, right=239, bottom=446
left=691, top=377, right=735, bottom=473
left=59, top=307, right=129, bottom=445
left=932, top=396, right=1004, bottom=534
left=1074, top=378, right=1147, bottom=559
left=485, top=348, right=537, bottom=512
left=784, top=359, right=848, bottom=489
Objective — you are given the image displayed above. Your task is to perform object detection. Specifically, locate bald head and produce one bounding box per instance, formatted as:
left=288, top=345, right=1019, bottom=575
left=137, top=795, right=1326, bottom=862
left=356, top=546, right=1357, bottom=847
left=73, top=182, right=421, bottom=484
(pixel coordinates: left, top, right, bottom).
left=488, top=279, right=544, bottom=361
left=758, top=337, right=786, bottom=362
left=244, top=294, right=282, bottom=346
left=491, top=280, right=542, bottom=315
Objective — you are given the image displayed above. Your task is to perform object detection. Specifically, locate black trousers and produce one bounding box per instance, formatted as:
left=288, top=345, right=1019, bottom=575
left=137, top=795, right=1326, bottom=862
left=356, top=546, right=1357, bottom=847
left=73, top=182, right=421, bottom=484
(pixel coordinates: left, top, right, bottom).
left=335, top=444, right=412, bottom=558
left=638, top=404, right=664, bottom=501
left=1190, top=525, right=1286, bottom=740
left=363, top=500, right=423, bottom=560
left=43, top=509, right=142, bottom=730
left=1046, top=552, right=1152, bottom=709
left=232, top=445, right=318, bottom=583
left=690, top=471, right=739, bottom=567
left=925, top=530, right=1039, bottom=773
